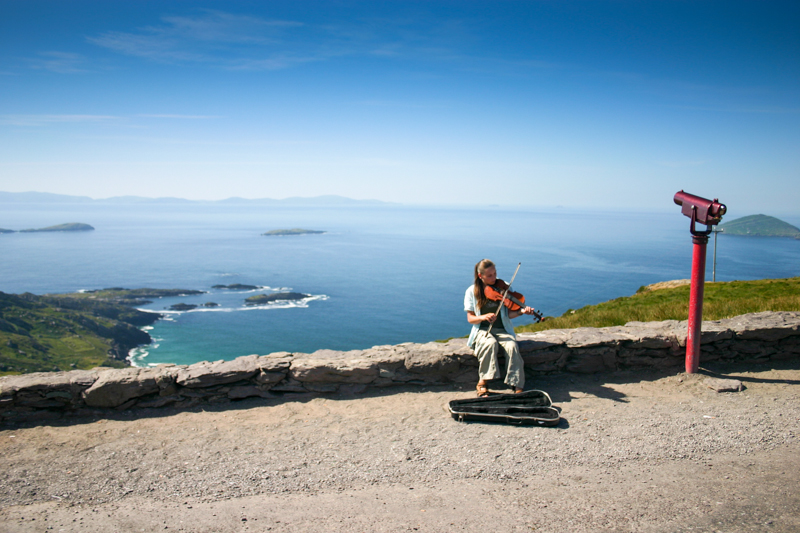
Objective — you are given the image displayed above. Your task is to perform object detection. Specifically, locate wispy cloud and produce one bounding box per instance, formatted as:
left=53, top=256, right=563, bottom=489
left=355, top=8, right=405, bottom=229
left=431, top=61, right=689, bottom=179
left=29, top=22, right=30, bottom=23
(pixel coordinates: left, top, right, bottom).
left=89, top=31, right=208, bottom=63
left=85, top=10, right=482, bottom=71
left=655, top=160, right=708, bottom=168
left=591, top=69, right=800, bottom=116
left=0, top=114, right=118, bottom=126
left=83, top=9, right=569, bottom=78
left=453, top=56, right=564, bottom=77
left=671, top=104, right=800, bottom=115
left=0, top=114, right=228, bottom=127
left=159, top=11, right=301, bottom=43
left=30, top=51, right=88, bottom=74
left=137, top=114, right=222, bottom=119
left=359, top=99, right=450, bottom=109
left=88, top=10, right=316, bottom=68
left=226, top=53, right=328, bottom=71
left=345, top=157, right=405, bottom=167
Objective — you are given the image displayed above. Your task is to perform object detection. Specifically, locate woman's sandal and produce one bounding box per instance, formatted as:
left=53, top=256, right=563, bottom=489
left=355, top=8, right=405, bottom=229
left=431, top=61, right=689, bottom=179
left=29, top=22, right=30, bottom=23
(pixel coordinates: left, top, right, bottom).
left=476, top=384, right=490, bottom=398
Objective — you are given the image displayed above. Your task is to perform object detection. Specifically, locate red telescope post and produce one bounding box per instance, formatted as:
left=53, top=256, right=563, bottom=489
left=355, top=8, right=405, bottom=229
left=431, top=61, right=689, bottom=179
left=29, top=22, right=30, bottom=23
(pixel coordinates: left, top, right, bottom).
left=686, top=228, right=709, bottom=373
left=673, top=191, right=727, bottom=373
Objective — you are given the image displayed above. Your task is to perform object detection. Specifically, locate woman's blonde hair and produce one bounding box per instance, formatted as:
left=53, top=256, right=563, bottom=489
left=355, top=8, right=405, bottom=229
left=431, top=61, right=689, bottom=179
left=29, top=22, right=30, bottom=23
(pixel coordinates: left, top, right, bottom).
left=473, top=258, right=494, bottom=309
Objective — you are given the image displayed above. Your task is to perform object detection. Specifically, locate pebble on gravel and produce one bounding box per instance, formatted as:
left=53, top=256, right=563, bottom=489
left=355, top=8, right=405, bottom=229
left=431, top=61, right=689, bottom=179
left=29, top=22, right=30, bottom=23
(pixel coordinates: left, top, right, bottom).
left=704, top=378, right=745, bottom=393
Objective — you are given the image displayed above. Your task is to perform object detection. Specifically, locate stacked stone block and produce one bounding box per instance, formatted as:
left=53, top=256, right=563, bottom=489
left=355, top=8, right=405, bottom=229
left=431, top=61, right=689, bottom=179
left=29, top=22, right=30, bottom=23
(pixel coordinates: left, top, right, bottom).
left=1, top=311, right=798, bottom=422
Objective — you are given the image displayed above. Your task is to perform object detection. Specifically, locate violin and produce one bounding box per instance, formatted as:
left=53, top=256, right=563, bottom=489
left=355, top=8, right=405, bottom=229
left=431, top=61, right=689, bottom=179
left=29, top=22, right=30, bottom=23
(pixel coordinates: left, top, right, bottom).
left=484, top=279, right=545, bottom=322
left=485, top=279, right=525, bottom=311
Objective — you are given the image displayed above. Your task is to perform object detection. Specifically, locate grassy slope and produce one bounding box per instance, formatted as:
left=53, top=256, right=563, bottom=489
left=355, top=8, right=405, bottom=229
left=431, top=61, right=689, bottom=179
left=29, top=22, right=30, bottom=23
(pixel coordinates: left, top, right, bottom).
left=0, top=289, right=202, bottom=376
left=516, top=277, right=800, bottom=334
left=0, top=291, right=166, bottom=376
left=0, top=297, right=126, bottom=375
left=719, top=215, right=800, bottom=238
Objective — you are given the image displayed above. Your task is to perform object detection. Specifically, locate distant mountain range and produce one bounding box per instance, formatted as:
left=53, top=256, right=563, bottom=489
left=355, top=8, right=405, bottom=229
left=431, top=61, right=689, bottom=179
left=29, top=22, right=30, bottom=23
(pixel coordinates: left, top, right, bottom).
left=0, top=191, right=394, bottom=206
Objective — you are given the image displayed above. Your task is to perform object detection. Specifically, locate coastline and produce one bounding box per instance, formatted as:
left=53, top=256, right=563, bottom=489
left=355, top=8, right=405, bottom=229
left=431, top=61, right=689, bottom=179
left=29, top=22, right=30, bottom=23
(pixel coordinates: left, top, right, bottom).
left=3, top=204, right=799, bottom=365
left=127, top=293, right=329, bottom=367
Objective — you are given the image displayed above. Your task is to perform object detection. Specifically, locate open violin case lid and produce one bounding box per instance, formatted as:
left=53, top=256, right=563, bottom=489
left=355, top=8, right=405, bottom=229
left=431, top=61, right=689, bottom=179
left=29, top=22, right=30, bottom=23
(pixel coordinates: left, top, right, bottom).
left=449, top=390, right=560, bottom=426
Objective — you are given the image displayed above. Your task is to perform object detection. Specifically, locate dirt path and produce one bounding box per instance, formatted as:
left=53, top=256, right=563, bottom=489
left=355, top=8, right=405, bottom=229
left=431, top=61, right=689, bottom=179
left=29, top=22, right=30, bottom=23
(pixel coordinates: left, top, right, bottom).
left=1, top=361, right=799, bottom=532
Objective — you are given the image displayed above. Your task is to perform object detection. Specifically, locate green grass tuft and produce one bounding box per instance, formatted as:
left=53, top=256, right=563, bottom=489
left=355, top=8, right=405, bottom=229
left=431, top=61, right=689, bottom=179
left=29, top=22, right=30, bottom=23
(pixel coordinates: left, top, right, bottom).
left=516, top=277, right=800, bottom=334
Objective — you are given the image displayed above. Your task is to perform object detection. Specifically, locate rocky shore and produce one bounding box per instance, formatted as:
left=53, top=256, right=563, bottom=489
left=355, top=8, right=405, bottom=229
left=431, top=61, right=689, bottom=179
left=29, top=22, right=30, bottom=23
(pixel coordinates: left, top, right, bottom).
left=244, top=292, right=309, bottom=305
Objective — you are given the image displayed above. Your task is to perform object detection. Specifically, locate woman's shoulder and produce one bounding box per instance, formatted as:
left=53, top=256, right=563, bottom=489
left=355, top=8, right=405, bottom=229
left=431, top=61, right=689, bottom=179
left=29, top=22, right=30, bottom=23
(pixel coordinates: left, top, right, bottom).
left=464, top=285, right=477, bottom=304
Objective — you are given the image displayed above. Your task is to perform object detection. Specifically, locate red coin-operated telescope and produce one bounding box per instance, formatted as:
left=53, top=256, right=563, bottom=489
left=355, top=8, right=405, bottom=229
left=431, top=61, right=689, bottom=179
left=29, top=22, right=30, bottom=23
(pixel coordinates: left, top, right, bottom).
left=674, top=191, right=727, bottom=373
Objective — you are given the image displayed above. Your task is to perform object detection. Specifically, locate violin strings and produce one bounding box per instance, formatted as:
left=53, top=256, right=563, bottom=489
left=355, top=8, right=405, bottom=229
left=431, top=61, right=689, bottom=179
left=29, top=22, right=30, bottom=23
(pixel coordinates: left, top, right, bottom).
left=486, top=262, right=521, bottom=337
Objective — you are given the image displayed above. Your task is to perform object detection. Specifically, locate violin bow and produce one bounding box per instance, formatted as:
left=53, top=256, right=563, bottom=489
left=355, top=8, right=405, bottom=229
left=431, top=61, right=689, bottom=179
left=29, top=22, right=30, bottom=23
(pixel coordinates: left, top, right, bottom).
left=486, top=262, right=521, bottom=336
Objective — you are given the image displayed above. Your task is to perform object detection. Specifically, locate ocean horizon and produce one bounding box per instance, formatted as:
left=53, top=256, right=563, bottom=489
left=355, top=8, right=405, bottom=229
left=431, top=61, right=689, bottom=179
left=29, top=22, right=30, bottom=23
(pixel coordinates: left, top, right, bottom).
left=2, top=197, right=799, bottom=367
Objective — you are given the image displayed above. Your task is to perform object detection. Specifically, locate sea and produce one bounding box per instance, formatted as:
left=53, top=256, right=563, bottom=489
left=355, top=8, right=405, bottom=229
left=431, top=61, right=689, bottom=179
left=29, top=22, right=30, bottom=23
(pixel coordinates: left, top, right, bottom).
left=2, top=201, right=799, bottom=367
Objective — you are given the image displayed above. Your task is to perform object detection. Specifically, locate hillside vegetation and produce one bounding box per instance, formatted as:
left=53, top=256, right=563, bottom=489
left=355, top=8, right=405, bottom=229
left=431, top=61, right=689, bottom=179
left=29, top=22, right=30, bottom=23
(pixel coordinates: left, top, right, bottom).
left=719, top=214, right=800, bottom=239
left=0, top=292, right=163, bottom=376
left=516, top=277, right=800, bottom=334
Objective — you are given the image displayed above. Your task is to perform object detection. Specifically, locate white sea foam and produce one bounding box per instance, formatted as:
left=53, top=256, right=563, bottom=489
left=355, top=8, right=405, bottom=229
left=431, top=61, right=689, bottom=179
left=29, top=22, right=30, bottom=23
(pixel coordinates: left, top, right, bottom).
left=143, top=294, right=329, bottom=314
left=236, top=294, right=329, bottom=310
left=127, top=347, right=148, bottom=367
left=186, top=306, right=242, bottom=313
left=209, top=286, right=292, bottom=294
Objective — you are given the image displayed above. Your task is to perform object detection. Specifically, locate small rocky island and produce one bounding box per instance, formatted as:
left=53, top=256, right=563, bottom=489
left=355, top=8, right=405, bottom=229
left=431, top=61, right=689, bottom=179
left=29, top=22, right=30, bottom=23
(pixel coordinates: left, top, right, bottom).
left=0, top=228, right=14, bottom=234
left=212, top=284, right=261, bottom=290
left=719, top=214, right=800, bottom=239
left=245, top=292, right=309, bottom=305
left=169, top=303, right=197, bottom=311
left=262, top=228, right=325, bottom=236
left=168, top=302, right=219, bottom=311
left=80, top=288, right=206, bottom=306
left=19, top=223, right=95, bottom=233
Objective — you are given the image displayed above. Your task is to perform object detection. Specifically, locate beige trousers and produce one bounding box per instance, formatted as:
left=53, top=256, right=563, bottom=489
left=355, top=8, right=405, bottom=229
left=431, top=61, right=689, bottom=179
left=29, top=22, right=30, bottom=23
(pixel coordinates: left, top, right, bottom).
left=473, top=330, right=525, bottom=389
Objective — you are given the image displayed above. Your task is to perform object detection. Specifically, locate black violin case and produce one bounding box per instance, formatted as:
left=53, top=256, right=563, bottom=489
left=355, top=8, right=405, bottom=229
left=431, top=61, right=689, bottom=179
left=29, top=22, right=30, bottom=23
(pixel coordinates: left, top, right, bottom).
left=449, top=390, right=560, bottom=426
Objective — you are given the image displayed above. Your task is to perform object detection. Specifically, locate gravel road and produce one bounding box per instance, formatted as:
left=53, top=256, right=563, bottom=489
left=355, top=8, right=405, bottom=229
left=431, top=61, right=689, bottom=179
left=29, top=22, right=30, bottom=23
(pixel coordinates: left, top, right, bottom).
left=1, top=361, right=799, bottom=532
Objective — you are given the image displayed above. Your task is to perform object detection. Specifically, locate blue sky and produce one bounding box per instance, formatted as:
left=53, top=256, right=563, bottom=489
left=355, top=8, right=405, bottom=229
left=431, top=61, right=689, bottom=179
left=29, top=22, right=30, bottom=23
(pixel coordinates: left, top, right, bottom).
left=1, top=1, right=798, bottom=213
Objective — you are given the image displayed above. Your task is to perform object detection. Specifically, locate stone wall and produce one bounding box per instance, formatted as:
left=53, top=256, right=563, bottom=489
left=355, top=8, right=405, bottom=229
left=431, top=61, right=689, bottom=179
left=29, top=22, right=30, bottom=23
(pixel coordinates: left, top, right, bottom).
left=2, top=311, right=799, bottom=422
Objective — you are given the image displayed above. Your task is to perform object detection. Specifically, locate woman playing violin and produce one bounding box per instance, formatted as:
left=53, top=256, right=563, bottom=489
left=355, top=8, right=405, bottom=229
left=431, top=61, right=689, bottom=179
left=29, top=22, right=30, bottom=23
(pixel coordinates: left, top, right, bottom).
left=464, top=259, right=540, bottom=397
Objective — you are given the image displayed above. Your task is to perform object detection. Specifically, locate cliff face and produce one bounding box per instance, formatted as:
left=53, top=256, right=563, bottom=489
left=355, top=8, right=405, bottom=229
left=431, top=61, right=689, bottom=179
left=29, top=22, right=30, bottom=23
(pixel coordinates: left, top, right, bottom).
left=1, top=311, right=798, bottom=421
